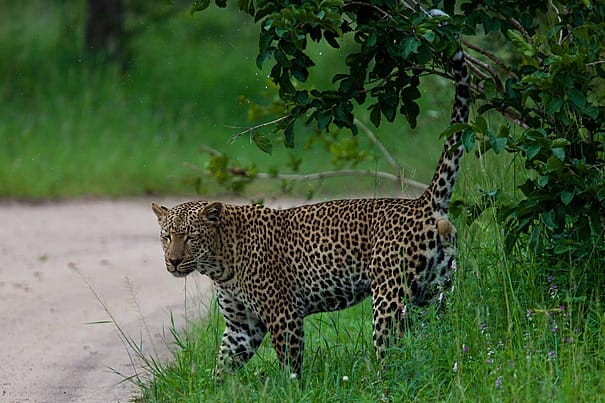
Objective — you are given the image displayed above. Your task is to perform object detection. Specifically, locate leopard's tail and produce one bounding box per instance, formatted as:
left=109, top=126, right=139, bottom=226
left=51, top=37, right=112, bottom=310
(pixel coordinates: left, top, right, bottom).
left=423, top=47, right=471, bottom=212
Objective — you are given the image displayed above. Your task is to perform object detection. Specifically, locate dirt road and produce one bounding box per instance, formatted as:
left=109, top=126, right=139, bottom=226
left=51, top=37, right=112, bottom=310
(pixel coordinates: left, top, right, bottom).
left=0, top=198, right=215, bottom=403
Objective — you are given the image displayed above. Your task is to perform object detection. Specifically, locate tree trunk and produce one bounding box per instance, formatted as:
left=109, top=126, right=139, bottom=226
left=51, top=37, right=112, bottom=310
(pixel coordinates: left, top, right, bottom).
left=84, top=0, right=124, bottom=64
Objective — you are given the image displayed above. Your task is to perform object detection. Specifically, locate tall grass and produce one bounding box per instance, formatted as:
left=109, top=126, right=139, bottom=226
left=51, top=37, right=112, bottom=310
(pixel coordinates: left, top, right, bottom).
left=131, top=247, right=605, bottom=401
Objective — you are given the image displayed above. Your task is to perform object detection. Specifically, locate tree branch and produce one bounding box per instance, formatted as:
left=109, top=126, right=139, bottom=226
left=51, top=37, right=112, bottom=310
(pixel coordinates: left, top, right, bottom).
left=199, top=144, right=223, bottom=156
left=509, top=17, right=532, bottom=42
left=355, top=118, right=402, bottom=182
left=493, top=107, right=531, bottom=130
left=344, top=2, right=394, bottom=20
left=461, top=40, right=518, bottom=81
left=253, top=170, right=427, bottom=193
left=226, top=115, right=291, bottom=143
left=465, top=58, right=492, bottom=82
left=197, top=136, right=428, bottom=194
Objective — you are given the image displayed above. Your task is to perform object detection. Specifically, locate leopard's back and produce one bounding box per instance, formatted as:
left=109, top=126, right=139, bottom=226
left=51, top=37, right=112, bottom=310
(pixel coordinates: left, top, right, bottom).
left=211, top=197, right=454, bottom=313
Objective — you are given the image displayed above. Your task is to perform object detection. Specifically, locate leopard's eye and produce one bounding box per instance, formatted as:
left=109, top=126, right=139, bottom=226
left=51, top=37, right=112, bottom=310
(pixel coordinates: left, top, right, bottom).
left=161, top=231, right=171, bottom=241
left=185, top=231, right=200, bottom=242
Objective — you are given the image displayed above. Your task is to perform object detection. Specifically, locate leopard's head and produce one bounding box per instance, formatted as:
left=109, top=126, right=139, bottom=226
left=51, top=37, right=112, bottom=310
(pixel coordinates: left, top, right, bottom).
left=151, top=201, right=223, bottom=278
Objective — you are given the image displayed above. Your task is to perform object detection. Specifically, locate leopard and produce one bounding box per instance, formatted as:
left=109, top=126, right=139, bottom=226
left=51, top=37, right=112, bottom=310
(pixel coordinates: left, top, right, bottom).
left=152, top=46, right=470, bottom=379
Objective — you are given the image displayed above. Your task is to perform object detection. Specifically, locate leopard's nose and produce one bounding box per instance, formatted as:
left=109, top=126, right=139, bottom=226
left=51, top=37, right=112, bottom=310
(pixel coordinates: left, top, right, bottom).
left=169, top=258, right=182, bottom=268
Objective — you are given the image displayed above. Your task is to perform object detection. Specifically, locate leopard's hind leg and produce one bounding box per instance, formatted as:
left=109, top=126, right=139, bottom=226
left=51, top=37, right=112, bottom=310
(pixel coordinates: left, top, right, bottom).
left=266, top=308, right=305, bottom=378
left=368, top=242, right=408, bottom=357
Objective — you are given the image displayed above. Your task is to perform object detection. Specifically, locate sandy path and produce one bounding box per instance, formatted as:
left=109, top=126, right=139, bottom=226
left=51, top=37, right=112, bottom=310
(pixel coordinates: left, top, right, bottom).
left=0, top=198, right=214, bottom=403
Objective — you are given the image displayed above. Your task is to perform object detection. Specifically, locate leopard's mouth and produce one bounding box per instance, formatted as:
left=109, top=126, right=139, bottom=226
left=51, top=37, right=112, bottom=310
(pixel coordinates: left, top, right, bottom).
left=171, top=269, right=193, bottom=278
left=167, top=264, right=196, bottom=278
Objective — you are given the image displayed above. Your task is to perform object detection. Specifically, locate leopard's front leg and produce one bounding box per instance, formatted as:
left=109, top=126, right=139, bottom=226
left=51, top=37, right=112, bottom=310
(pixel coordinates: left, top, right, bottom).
left=213, top=319, right=267, bottom=379
left=213, top=292, right=267, bottom=380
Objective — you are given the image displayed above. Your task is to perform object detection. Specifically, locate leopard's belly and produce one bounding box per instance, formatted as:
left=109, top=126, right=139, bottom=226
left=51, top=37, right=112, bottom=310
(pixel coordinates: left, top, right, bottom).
left=297, top=264, right=372, bottom=315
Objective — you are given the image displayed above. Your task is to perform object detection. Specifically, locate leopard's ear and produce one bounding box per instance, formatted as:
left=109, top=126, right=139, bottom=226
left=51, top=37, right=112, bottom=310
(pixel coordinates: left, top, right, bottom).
left=151, top=202, right=169, bottom=224
left=201, top=202, right=223, bottom=225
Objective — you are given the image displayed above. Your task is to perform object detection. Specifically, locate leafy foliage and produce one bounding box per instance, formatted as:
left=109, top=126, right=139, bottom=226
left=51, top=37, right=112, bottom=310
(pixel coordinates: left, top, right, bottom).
left=461, top=1, right=605, bottom=272
left=190, top=0, right=604, bottom=289
left=192, top=0, right=465, bottom=144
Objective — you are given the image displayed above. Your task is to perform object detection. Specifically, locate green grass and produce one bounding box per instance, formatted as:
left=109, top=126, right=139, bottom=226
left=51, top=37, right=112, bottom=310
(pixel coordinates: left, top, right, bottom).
left=0, top=1, right=453, bottom=199
left=0, top=3, right=268, bottom=197
left=124, top=154, right=604, bottom=402
left=127, top=242, right=605, bottom=401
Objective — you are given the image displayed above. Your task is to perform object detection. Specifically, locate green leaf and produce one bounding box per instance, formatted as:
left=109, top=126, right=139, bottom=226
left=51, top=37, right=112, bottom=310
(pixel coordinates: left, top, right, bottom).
left=498, top=125, right=510, bottom=138
left=542, top=209, right=556, bottom=229
left=257, top=31, right=275, bottom=68
left=561, top=190, right=575, bottom=205
left=422, top=30, right=435, bottom=43
left=462, top=130, right=475, bottom=151
left=482, top=79, right=498, bottom=99
left=537, top=175, right=548, bottom=187
left=552, top=147, right=565, bottom=161
left=440, top=123, right=468, bottom=139
left=416, top=41, right=433, bottom=65
left=526, top=144, right=541, bottom=160
left=190, top=0, right=211, bottom=15
left=316, top=111, right=331, bottom=131
left=488, top=132, right=507, bottom=154
left=567, top=88, right=586, bottom=107
left=379, top=86, right=399, bottom=122
left=284, top=122, right=295, bottom=148
left=547, top=155, right=563, bottom=172
left=382, top=104, right=396, bottom=122
left=251, top=132, right=273, bottom=155
left=474, top=116, right=488, bottom=134
left=402, top=101, right=419, bottom=128
left=345, top=52, right=360, bottom=67
left=528, top=223, right=541, bottom=251
left=580, top=104, right=599, bottom=120
left=545, top=98, right=563, bottom=114
left=256, top=51, right=270, bottom=69
left=291, top=65, right=309, bottom=82
left=589, top=207, right=602, bottom=236
left=402, top=85, right=421, bottom=101
left=553, top=241, right=573, bottom=255
left=369, top=104, right=382, bottom=127
left=551, top=138, right=570, bottom=148
left=400, top=37, right=420, bottom=59
left=295, top=90, right=310, bottom=105
left=366, top=33, right=377, bottom=47
left=507, top=29, right=534, bottom=56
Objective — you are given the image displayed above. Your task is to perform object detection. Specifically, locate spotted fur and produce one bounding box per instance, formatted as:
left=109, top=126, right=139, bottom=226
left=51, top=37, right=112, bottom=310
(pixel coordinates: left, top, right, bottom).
left=152, top=48, right=470, bottom=378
